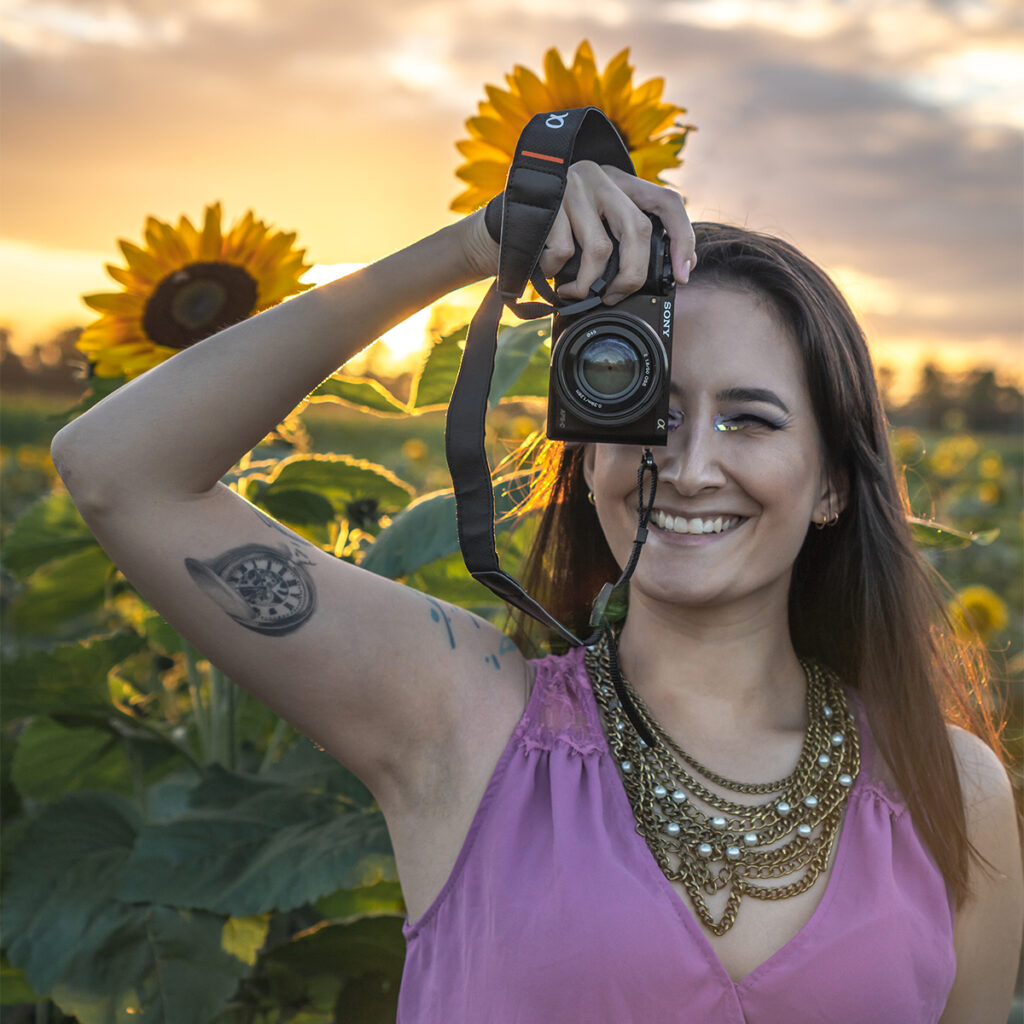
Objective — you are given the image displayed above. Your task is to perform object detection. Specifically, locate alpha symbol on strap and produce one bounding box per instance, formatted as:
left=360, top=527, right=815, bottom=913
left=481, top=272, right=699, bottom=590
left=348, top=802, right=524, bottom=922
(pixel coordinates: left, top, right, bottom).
left=545, top=112, right=569, bottom=129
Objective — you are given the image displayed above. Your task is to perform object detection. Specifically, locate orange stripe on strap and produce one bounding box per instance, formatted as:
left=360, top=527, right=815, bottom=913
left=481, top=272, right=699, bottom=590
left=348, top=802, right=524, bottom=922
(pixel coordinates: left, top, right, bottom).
left=520, top=150, right=565, bottom=164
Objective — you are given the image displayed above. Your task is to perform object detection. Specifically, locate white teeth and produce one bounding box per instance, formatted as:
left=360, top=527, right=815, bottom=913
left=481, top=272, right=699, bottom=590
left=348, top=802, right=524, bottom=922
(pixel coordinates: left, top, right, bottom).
left=652, top=510, right=740, bottom=535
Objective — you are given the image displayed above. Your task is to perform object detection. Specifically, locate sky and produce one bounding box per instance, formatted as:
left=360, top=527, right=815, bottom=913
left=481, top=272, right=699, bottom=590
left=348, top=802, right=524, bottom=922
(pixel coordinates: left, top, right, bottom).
left=1, top=0, right=1022, bottom=390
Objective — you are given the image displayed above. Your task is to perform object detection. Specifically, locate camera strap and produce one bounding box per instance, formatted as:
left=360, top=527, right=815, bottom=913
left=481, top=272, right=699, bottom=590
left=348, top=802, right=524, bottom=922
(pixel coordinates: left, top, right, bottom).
left=444, top=107, right=640, bottom=647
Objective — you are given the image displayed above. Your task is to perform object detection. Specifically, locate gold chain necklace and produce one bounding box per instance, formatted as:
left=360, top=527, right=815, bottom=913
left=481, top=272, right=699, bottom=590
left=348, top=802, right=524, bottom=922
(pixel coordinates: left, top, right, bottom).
left=585, top=628, right=860, bottom=936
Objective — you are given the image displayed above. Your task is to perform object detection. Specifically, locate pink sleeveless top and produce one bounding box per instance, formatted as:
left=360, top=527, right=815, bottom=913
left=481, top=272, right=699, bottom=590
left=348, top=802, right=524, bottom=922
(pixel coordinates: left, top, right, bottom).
left=398, top=646, right=956, bottom=1022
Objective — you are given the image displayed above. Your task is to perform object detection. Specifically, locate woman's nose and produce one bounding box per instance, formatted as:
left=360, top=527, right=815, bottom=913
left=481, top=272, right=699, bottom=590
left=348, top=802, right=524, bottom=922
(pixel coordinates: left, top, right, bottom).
left=656, top=418, right=728, bottom=495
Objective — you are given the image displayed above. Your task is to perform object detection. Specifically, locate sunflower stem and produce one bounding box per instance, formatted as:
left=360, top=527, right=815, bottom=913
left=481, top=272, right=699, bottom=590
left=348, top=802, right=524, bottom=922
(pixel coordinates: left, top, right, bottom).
left=183, top=641, right=212, bottom=763
left=259, top=717, right=292, bottom=774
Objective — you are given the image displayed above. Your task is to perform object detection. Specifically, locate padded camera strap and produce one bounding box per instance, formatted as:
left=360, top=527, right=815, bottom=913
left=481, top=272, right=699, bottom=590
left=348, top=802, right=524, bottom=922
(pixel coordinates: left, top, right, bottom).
left=444, top=107, right=635, bottom=646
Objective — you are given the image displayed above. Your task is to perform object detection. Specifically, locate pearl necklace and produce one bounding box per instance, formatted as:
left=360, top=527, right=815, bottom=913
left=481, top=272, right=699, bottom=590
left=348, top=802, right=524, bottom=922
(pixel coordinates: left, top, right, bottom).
left=585, top=628, right=860, bottom=936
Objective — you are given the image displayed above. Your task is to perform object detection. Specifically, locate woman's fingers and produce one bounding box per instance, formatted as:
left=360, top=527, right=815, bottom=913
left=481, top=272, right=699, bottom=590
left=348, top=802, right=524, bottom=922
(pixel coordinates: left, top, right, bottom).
left=604, top=166, right=696, bottom=285
left=539, top=161, right=694, bottom=305
left=537, top=207, right=576, bottom=280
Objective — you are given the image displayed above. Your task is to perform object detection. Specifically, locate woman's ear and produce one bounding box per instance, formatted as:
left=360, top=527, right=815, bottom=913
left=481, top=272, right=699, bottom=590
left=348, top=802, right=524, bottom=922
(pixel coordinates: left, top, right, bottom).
left=582, top=444, right=596, bottom=497
left=813, top=470, right=849, bottom=526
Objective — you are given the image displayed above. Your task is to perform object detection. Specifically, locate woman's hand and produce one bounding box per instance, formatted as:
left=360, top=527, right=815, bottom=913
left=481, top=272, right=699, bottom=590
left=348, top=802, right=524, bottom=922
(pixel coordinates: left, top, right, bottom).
left=458, top=162, right=695, bottom=304
left=539, top=162, right=695, bottom=306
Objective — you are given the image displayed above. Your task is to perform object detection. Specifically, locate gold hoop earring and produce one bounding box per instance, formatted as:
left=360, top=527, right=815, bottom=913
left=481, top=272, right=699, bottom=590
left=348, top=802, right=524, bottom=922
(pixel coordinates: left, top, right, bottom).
left=587, top=490, right=596, bottom=506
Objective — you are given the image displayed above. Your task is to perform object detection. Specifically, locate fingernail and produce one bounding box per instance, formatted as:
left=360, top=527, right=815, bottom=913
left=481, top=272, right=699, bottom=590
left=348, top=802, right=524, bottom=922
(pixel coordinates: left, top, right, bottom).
left=679, top=259, right=692, bottom=285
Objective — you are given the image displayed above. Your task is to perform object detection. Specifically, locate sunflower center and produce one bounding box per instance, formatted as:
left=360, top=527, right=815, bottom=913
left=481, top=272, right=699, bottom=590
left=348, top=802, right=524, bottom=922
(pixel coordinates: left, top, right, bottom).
left=143, top=261, right=258, bottom=349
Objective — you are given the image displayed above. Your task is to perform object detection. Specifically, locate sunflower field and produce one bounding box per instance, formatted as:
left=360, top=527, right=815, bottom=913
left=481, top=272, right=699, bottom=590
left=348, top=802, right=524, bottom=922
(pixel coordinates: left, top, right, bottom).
left=2, top=37, right=1021, bottom=1024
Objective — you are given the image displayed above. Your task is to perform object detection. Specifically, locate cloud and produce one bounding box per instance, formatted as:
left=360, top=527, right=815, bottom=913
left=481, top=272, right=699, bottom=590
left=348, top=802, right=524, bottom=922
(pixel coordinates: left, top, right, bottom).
left=1, top=0, right=1020, bottom=368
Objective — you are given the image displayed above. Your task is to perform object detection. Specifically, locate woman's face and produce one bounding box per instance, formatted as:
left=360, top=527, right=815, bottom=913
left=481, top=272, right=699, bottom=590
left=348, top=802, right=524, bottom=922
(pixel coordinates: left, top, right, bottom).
left=583, top=282, right=837, bottom=616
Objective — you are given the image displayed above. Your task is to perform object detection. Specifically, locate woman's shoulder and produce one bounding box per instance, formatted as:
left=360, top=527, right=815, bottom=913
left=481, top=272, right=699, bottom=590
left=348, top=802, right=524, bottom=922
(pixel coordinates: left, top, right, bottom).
left=945, top=724, right=1016, bottom=814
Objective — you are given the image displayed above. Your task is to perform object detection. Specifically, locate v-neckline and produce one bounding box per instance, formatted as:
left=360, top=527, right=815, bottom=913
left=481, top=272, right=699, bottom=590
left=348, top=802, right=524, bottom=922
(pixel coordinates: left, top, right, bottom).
left=584, top=662, right=868, bottom=991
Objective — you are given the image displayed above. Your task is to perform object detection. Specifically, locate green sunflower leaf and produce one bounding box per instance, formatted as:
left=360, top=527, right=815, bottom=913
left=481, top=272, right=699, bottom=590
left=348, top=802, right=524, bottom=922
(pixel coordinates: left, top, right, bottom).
left=256, top=487, right=336, bottom=526
left=314, top=880, right=406, bottom=920
left=410, top=325, right=466, bottom=410
left=2, top=792, right=141, bottom=994
left=254, top=453, right=414, bottom=517
left=908, top=517, right=1000, bottom=549
left=117, top=768, right=395, bottom=916
left=308, top=375, right=408, bottom=415
left=263, top=916, right=406, bottom=984
left=361, top=472, right=531, bottom=580
left=7, top=545, right=115, bottom=636
left=50, top=905, right=248, bottom=1024
left=1, top=631, right=143, bottom=723
left=489, top=321, right=550, bottom=407
left=2, top=492, right=99, bottom=580
left=12, top=718, right=131, bottom=801
left=1, top=957, right=41, bottom=1005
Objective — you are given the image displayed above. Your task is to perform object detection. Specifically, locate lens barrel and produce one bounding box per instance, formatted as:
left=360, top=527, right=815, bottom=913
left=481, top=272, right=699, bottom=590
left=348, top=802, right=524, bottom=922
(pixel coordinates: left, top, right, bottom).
left=552, top=310, right=666, bottom=427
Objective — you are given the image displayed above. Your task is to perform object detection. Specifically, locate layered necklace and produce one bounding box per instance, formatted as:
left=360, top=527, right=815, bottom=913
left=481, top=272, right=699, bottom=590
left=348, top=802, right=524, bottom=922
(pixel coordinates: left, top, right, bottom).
left=586, top=626, right=860, bottom=936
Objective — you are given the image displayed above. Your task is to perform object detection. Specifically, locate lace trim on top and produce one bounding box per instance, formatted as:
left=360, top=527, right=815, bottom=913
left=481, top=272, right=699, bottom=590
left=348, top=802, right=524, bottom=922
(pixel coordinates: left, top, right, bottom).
left=513, top=647, right=606, bottom=757
left=514, top=649, right=910, bottom=821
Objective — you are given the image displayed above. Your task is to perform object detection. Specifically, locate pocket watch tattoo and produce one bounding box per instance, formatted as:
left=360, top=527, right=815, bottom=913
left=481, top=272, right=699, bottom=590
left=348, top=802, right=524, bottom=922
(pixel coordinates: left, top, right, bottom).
left=185, top=543, right=316, bottom=636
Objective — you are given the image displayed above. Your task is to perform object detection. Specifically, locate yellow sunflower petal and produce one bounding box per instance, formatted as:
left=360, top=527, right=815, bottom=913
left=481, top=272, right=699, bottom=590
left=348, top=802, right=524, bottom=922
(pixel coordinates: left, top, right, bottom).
left=544, top=47, right=585, bottom=107
left=248, top=230, right=298, bottom=270
left=507, top=65, right=553, bottom=112
left=142, top=216, right=187, bottom=266
left=630, top=77, right=665, bottom=107
left=455, top=159, right=510, bottom=188
left=456, top=137, right=510, bottom=162
left=570, top=41, right=600, bottom=97
left=176, top=214, right=201, bottom=256
left=485, top=84, right=530, bottom=126
left=117, top=240, right=164, bottom=283
left=467, top=115, right=521, bottom=155
left=93, top=360, right=131, bottom=378
left=199, top=203, right=224, bottom=260
left=631, top=144, right=683, bottom=182
left=618, top=104, right=680, bottom=146
left=226, top=210, right=256, bottom=251
left=600, top=49, right=634, bottom=100
left=450, top=185, right=495, bottom=214
left=104, top=264, right=145, bottom=291
left=82, top=291, right=146, bottom=316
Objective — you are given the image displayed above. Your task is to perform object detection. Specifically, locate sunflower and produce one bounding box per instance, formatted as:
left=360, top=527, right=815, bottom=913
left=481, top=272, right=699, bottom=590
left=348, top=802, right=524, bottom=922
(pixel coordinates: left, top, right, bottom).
left=78, top=203, right=313, bottom=379
left=451, top=40, right=695, bottom=213
left=950, top=584, right=1009, bottom=642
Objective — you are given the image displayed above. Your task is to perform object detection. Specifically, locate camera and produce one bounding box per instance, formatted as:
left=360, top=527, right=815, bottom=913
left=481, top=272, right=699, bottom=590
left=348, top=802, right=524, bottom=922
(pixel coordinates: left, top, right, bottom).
left=547, top=213, right=675, bottom=446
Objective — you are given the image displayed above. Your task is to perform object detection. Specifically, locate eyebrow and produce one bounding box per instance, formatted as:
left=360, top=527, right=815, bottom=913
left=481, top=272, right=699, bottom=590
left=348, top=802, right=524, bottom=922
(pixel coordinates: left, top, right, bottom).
left=669, top=384, right=791, bottom=415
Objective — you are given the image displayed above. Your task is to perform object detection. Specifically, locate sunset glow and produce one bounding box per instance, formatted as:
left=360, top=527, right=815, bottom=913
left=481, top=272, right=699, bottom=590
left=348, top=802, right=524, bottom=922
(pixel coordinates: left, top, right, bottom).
left=2, top=0, right=1020, bottom=393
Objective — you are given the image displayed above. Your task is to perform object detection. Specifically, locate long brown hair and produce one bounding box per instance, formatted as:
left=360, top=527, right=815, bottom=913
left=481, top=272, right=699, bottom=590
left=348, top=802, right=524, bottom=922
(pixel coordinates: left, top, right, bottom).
left=505, top=222, right=1013, bottom=908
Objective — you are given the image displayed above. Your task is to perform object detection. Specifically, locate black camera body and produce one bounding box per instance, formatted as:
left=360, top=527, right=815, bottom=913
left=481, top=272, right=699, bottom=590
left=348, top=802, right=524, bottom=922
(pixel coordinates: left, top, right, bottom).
left=547, top=214, right=675, bottom=446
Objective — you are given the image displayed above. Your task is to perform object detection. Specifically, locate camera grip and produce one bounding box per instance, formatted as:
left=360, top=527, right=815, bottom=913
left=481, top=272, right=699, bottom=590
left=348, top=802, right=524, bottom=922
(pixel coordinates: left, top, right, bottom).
left=554, top=214, right=669, bottom=295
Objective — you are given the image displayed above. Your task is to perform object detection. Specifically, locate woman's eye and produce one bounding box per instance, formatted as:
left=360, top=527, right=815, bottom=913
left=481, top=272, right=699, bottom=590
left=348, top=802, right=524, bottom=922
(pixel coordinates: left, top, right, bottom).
left=713, top=413, right=783, bottom=432
left=667, top=409, right=684, bottom=431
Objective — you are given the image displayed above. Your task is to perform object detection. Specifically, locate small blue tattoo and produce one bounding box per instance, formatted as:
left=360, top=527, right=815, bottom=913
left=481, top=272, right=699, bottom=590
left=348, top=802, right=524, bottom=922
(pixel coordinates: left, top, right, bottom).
left=426, top=597, right=455, bottom=649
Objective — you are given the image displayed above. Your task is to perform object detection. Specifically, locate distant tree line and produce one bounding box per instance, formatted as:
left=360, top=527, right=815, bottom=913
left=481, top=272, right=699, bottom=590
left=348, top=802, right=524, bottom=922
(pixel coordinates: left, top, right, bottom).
left=1, top=327, right=1021, bottom=434
left=882, top=363, right=1024, bottom=433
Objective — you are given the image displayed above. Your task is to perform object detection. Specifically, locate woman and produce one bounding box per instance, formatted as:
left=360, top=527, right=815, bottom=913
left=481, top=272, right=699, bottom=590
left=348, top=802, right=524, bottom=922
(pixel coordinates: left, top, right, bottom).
left=52, top=162, right=1021, bottom=1021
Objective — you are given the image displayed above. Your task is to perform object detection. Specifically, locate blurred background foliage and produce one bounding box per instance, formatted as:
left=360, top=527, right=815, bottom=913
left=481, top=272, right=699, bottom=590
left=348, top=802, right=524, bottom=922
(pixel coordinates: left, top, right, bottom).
left=1, top=326, right=1021, bottom=1023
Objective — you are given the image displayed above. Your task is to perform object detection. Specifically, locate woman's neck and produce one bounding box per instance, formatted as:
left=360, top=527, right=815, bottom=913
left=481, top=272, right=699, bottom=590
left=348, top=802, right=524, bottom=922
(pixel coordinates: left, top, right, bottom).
left=615, top=591, right=809, bottom=753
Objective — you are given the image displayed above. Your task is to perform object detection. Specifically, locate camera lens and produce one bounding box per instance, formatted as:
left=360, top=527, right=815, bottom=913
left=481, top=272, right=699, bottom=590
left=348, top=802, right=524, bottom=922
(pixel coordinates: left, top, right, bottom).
left=578, top=336, right=640, bottom=398
left=551, top=311, right=667, bottom=427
